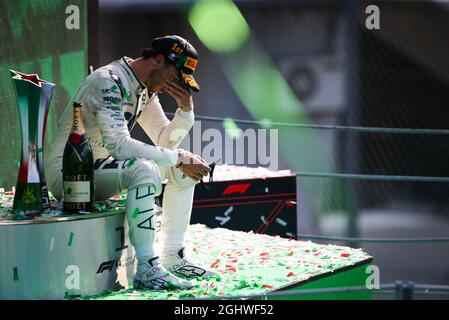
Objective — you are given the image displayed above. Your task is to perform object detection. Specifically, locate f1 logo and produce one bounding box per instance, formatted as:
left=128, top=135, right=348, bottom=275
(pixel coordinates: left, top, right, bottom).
left=96, top=260, right=117, bottom=274
left=222, top=183, right=251, bottom=195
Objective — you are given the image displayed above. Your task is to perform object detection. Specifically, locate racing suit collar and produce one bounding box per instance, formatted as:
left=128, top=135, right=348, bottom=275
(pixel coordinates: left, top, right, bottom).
left=118, top=57, right=146, bottom=94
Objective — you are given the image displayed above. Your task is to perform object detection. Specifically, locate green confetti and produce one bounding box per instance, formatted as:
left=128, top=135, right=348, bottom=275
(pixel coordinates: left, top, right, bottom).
left=0, top=223, right=369, bottom=300
left=178, top=292, right=195, bottom=298
left=235, top=279, right=250, bottom=289
left=13, top=267, right=19, bottom=281
left=37, top=147, right=43, bottom=153
left=132, top=208, right=140, bottom=219
left=68, top=232, right=74, bottom=247
left=64, top=292, right=81, bottom=300
left=127, top=159, right=136, bottom=167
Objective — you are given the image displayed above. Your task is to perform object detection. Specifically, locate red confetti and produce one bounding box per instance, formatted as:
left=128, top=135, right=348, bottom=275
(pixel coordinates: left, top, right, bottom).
left=210, top=259, right=221, bottom=268
left=230, top=259, right=238, bottom=263
left=287, top=272, right=295, bottom=277
left=305, top=250, right=310, bottom=253
left=260, top=252, right=269, bottom=256
left=341, top=253, right=350, bottom=257
left=262, top=285, right=273, bottom=289
left=226, top=265, right=237, bottom=272
left=288, top=251, right=294, bottom=256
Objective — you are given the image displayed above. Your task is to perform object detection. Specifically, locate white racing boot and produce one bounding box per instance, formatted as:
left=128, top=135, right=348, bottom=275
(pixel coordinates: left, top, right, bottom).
left=161, top=248, right=218, bottom=280
left=133, top=256, right=193, bottom=290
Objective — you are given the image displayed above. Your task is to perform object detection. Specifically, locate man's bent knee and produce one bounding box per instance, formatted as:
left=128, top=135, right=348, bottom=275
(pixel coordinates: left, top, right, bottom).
left=123, top=158, right=163, bottom=196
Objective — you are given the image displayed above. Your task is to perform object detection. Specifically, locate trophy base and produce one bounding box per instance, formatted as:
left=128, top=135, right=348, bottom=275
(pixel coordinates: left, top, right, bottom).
left=12, top=182, right=46, bottom=218
left=11, top=211, right=41, bottom=219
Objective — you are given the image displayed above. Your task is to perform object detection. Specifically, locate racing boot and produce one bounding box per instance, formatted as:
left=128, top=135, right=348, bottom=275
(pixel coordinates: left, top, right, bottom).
left=161, top=248, right=218, bottom=280
left=133, top=256, right=193, bottom=290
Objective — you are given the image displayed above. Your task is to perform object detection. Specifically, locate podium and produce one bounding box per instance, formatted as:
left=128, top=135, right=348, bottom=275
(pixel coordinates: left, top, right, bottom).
left=0, top=196, right=135, bottom=300
left=1, top=192, right=373, bottom=300
left=85, top=224, right=373, bottom=300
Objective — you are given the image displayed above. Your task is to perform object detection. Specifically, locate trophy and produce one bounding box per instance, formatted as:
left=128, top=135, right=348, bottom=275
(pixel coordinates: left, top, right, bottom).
left=10, top=70, right=55, bottom=217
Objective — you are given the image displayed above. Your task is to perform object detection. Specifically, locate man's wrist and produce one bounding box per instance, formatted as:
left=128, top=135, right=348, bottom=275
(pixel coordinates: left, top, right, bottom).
left=178, top=105, right=193, bottom=112
left=178, top=97, right=194, bottom=112
left=176, top=108, right=194, bottom=123
left=175, top=150, right=184, bottom=168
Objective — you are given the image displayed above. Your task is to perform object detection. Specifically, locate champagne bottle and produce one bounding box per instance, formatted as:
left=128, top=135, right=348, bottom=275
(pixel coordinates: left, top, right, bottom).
left=62, top=101, right=95, bottom=214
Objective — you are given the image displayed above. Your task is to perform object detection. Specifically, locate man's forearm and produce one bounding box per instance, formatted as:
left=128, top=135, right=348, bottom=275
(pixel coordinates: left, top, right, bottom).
left=158, top=108, right=194, bottom=149
left=140, top=107, right=194, bottom=150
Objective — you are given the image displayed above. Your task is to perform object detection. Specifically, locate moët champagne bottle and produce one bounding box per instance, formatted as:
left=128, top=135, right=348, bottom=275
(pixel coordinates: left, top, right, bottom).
left=62, top=101, right=95, bottom=214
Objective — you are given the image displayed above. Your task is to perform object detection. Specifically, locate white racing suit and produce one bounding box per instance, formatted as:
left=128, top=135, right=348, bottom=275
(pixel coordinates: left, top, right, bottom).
left=45, top=57, right=195, bottom=260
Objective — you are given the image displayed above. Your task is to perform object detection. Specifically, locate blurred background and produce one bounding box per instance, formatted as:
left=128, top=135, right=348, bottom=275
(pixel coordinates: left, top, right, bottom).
left=100, top=0, right=449, bottom=294
left=1, top=0, right=449, bottom=298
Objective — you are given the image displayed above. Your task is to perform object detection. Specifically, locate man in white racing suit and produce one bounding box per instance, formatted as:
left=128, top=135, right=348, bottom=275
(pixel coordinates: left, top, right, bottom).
left=45, top=35, right=216, bottom=290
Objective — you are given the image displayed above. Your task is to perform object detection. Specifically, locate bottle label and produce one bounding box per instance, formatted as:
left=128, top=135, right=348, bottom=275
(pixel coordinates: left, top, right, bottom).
left=63, top=181, right=91, bottom=203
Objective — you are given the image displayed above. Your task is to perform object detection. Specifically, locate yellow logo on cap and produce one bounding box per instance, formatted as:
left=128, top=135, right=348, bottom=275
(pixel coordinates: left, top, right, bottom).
left=171, top=43, right=184, bottom=55
left=182, top=72, right=200, bottom=91
left=184, top=57, right=198, bottom=71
